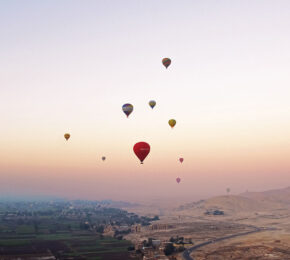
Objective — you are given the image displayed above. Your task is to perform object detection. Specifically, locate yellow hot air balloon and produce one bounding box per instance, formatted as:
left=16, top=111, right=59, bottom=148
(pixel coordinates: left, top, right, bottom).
left=168, top=119, right=176, bottom=128
left=64, top=133, right=70, bottom=141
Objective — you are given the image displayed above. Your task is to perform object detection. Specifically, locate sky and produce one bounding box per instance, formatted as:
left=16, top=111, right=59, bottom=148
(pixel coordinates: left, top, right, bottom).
left=1, top=0, right=290, bottom=203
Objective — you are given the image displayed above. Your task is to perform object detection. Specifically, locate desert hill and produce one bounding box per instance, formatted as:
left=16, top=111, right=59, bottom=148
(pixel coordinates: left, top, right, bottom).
left=177, top=186, right=290, bottom=215
left=177, top=195, right=274, bottom=214
left=204, top=195, right=270, bottom=212
left=240, top=186, right=290, bottom=205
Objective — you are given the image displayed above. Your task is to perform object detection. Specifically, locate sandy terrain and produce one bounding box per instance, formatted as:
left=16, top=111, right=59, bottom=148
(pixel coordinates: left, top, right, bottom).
left=191, top=231, right=290, bottom=259
left=123, top=187, right=290, bottom=259
left=125, top=218, right=255, bottom=245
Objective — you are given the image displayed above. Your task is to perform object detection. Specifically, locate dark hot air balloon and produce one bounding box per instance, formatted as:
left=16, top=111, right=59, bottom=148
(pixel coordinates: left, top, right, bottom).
left=102, top=156, right=106, bottom=161
left=149, top=100, right=156, bottom=109
left=162, top=58, right=171, bottom=69
left=176, top=177, right=181, bottom=184
left=122, top=103, right=133, bottom=118
left=133, top=142, right=150, bottom=164
left=179, top=158, right=184, bottom=163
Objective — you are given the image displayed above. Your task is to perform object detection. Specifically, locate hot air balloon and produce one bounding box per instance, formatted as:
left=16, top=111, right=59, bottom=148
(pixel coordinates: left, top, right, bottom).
left=64, top=133, right=70, bottom=141
left=162, top=58, right=171, bottom=69
left=179, top=158, right=184, bottom=163
left=149, top=100, right=156, bottom=109
left=122, top=103, right=133, bottom=118
left=176, top=177, right=181, bottom=184
left=226, top=188, right=230, bottom=194
left=168, top=119, right=176, bottom=128
left=102, top=156, right=106, bottom=161
left=133, top=142, right=150, bottom=164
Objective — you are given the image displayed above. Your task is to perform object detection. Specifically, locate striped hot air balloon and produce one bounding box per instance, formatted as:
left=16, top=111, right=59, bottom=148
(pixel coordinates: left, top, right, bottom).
left=162, top=58, right=171, bottom=69
left=122, top=103, right=133, bottom=118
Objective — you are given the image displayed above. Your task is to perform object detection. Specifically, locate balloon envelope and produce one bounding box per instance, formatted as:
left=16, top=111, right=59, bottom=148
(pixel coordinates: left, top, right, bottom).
left=122, top=103, right=133, bottom=117
left=179, top=158, right=184, bottom=163
left=149, top=100, right=156, bottom=109
left=168, top=119, right=176, bottom=128
left=133, top=142, right=150, bottom=164
left=176, top=177, right=181, bottom=184
left=64, top=133, right=70, bottom=141
left=102, top=156, right=106, bottom=161
left=162, top=58, right=171, bottom=69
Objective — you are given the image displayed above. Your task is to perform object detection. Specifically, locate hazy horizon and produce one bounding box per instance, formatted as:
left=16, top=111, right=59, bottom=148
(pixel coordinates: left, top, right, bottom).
left=1, top=1, right=290, bottom=203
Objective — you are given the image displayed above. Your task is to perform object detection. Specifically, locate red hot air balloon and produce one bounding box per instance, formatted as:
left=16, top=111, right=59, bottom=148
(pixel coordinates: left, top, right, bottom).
left=176, top=177, right=181, bottom=184
left=133, top=142, right=150, bottom=164
left=179, top=158, right=184, bottom=163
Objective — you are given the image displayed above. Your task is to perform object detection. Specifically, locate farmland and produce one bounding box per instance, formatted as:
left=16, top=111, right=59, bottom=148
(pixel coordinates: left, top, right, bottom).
left=0, top=200, right=150, bottom=259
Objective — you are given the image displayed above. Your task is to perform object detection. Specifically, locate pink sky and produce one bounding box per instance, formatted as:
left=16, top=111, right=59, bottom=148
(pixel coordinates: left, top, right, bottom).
left=1, top=1, right=290, bottom=202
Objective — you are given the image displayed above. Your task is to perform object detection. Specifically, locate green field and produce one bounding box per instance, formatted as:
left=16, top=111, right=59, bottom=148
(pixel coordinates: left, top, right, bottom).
left=0, top=201, right=143, bottom=259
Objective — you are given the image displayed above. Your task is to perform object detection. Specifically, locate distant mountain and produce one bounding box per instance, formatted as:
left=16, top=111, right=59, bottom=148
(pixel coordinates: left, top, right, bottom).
left=177, top=187, right=290, bottom=215
left=205, top=195, right=280, bottom=213
left=240, top=186, right=290, bottom=205
left=177, top=195, right=273, bottom=214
